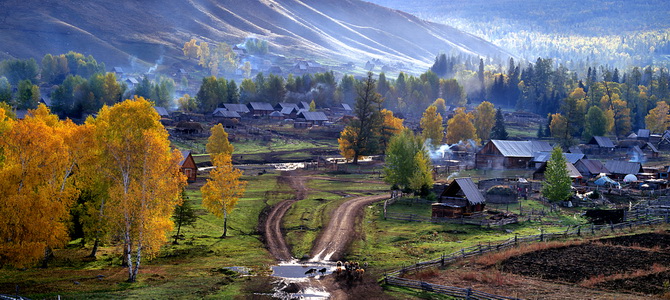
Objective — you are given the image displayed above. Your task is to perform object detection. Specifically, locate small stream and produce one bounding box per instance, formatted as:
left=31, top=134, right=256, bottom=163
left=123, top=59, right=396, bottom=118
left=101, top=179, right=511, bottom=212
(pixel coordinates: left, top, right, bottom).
left=270, top=260, right=335, bottom=299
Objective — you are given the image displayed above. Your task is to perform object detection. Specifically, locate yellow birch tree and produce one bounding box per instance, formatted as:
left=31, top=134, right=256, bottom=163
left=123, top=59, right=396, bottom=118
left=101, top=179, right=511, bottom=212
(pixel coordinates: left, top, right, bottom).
left=0, top=105, right=78, bottom=268
left=473, top=101, right=496, bottom=142
left=91, top=96, right=186, bottom=282
left=421, top=105, right=444, bottom=147
left=201, top=154, right=246, bottom=238
left=446, top=107, right=478, bottom=144
left=645, top=101, right=670, bottom=133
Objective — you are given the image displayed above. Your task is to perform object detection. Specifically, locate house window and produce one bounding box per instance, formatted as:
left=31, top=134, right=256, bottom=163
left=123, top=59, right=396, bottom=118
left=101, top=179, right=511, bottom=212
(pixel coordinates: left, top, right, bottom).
left=184, top=169, right=192, bottom=177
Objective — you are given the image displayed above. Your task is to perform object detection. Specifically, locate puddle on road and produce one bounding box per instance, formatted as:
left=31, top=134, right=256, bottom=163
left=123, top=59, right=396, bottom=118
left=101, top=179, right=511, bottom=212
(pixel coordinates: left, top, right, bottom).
left=271, top=261, right=334, bottom=299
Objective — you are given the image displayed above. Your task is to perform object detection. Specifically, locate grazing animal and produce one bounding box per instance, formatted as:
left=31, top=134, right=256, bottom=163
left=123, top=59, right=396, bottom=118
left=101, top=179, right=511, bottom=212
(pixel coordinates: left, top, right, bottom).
left=355, top=268, right=365, bottom=280
left=304, top=268, right=317, bottom=276
left=318, top=268, right=327, bottom=275
left=334, top=267, right=343, bottom=275
left=336, top=261, right=343, bottom=267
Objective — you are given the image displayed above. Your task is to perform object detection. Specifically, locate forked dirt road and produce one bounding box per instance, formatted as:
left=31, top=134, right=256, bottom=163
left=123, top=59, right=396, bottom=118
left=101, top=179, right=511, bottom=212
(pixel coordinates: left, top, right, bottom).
left=261, top=170, right=388, bottom=262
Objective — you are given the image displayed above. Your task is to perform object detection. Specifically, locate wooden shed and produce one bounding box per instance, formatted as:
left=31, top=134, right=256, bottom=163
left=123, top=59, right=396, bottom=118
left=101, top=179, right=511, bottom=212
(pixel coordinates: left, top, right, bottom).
left=434, top=178, right=486, bottom=218
left=180, top=150, right=197, bottom=183
left=475, top=140, right=552, bottom=169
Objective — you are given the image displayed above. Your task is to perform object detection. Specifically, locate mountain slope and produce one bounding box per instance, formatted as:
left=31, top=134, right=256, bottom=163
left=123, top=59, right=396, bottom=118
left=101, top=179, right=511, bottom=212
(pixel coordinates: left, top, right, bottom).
left=0, top=0, right=509, bottom=71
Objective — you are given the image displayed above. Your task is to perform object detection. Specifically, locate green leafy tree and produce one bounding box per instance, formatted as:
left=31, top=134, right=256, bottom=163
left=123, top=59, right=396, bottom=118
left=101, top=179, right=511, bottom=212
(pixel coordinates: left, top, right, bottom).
left=1, top=58, right=39, bottom=85
left=338, top=72, right=383, bottom=164
left=542, top=147, right=572, bottom=203
left=490, top=108, right=509, bottom=140
left=16, top=80, right=39, bottom=109
left=0, top=77, right=11, bottom=104
left=584, top=106, right=608, bottom=140
left=172, top=195, right=198, bottom=244
left=384, top=129, right=432, bottom=192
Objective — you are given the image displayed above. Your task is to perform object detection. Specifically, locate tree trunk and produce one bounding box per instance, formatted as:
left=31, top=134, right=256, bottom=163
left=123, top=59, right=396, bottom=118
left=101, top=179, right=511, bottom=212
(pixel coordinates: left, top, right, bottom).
left=122, top=244, right=129, bottom=267
left=174, top=220, right=182, bottom=244
left=352, top=150, right=360, bottom=164
left=88, top=238, right=99, bottom=258
left=221, top=215, right=228, bottom=238
left=125, top=239, right=133, bottom=281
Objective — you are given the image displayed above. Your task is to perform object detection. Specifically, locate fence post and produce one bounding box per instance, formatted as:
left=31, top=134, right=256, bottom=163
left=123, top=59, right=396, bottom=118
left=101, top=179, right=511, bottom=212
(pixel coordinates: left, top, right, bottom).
left=461, top=248, right=465, bottom=259
left=441, top=253, right=445, bottom=267
left=591, top=224, right=595, bottom=235
left=514, top=233, right=518, bottom=245
left=577, top=226, right=581, bottom=236
left=610, top=221, right=615, bottom=232
left=479, top=244, right=483, bottom=255
left=540, top=229, right=544, bottom=242
left=466, top=288, right=472, bottom=300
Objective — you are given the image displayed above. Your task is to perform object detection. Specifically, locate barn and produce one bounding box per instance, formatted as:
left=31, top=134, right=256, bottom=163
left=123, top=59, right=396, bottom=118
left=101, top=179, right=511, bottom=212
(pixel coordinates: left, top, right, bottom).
left=475, top=140, right=553, bottom=169
left=180, top=150, right=197, bottom=183
left=433, top=178, right=486, bottom=218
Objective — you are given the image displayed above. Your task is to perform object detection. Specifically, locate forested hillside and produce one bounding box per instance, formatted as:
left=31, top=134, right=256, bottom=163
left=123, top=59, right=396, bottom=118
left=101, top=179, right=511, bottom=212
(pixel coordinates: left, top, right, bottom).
left=0, top=0, right=508, bottom=71
left=368, top=0, right=670, bottom=68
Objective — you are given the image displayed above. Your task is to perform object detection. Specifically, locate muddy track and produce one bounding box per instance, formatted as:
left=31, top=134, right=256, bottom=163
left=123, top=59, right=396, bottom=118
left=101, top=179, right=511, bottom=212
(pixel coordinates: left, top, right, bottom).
left=262, top=171, right=307, bottom=261
left=262, top=172, right=388, bottom=263
left=310, top=194, right=388, bottom=261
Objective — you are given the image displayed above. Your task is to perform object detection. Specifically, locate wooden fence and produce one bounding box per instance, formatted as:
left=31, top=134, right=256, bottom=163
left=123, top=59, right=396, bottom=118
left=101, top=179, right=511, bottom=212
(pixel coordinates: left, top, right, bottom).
left=382, top=216, right=670, bottom=299
left=384, top=276, right=519, bottom=300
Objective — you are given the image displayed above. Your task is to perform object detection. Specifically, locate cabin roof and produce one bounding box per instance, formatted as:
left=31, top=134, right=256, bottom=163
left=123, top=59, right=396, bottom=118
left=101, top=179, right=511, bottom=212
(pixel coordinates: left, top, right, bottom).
left=490, top=140, right=553, bottom=157
left=223, top=103, right=250, bottom=113
left=589, top=136, right=616, bottom=148
left=442, top=178, right=485, bottom=205
left=604, top=160, right=642, bottom=175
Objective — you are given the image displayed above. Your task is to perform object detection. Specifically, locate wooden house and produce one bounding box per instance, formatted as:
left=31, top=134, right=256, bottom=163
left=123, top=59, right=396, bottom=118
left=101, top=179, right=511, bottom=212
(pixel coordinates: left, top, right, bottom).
left=296, top=111, right=328, bottom=126
left=531, top=152, right=584, bottom=169
left=212, top=108, right=241, bottom=122
left=475, top=140, right=553, bottom=169
left=223, top=103, right=250, bottom=116
left=433, top=178, right=486, bottom=218
left=585, top=136, right=615, bottom=154
left=636, top=129, right=651, bottom=141
left=574, top=159, right=609, bottom=178
left=180, top=150, right=197, bottom=183
left=247, top=102, right=274, bottom=117
left=533, top=161, right=582, bottom=181
left=642, top=142, right=660, bottom=158
left=604, top=160, right=643, bottom=180
left=154, top=106, right=170, bottom=118
left=269, top=111, right=285, bottom=121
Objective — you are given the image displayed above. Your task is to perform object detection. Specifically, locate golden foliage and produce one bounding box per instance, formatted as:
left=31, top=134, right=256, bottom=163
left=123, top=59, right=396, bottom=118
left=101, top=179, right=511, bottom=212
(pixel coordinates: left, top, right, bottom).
left=0, top=105, right=78, bottom=267
left=473, top=101, right=496, bottom=142
left=206, top=123, right=234, bottom=156
left=446, top=107, right=478, bottom=145
left=420, top=105, right=444, bottom=147
left=338, top=126, right=358, bottom=161
left=646, top=101, right=670, bottom=133
left=91, top=96, right=186, bottom=281
left=201, top=154, right=246, bottom=237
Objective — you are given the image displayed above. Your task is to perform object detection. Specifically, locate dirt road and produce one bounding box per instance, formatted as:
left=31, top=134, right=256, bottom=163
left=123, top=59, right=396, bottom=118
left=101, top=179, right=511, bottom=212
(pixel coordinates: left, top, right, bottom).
left=262, top=172, right=307, bottom=261
left=310, top=194, right=388, bottom=261
left=262, top=171, right=388, bottom=262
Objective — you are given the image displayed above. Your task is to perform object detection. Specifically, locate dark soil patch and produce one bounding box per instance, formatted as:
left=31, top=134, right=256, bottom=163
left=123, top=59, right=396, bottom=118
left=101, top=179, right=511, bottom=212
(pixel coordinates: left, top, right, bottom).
left=596, top=270, right=670, bottom=295
left=599, top=232, right=670, bottom=249
left=500, top=243, right=670, bottom=283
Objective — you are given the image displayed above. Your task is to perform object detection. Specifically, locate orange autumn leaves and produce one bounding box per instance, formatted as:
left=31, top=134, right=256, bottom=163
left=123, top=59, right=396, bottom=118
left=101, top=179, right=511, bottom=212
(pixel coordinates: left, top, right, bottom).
left=0, top=97, right=186, bottom=279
